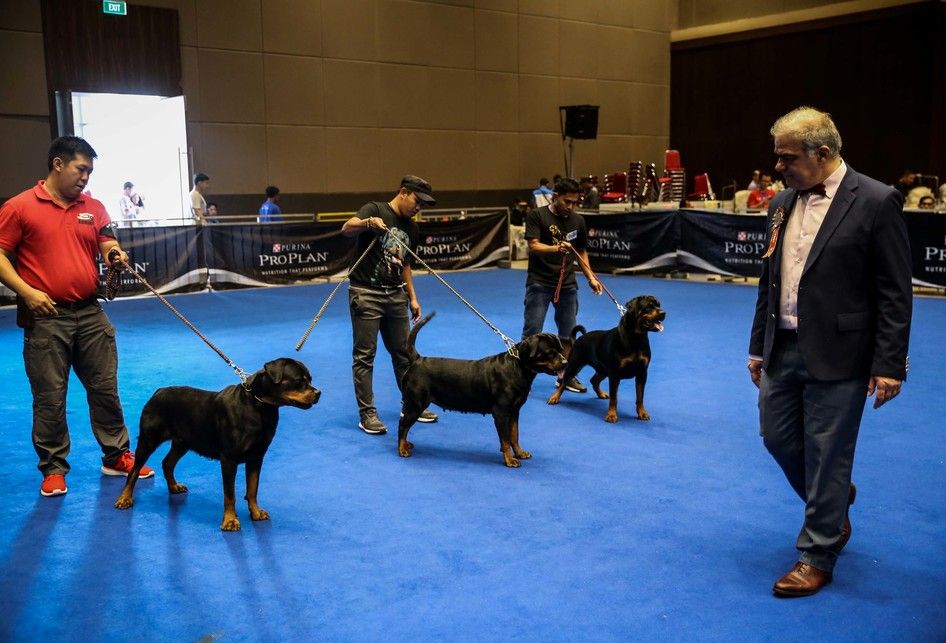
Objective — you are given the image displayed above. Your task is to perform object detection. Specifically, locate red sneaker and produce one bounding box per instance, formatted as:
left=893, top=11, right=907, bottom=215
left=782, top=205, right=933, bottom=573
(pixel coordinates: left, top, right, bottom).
left=101, top=451, right=154, bottom=478
left=41, top=474, right=68, bottom=497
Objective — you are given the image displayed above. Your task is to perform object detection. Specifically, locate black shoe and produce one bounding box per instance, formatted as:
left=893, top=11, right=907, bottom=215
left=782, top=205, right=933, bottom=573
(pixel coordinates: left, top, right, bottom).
left=399, top=409, right=439, bottom=423
left=417, top=409, right=438, bottom=423
left=358, top=414, right=387, bottom=435
left=560, top=377, right=587, bottom=394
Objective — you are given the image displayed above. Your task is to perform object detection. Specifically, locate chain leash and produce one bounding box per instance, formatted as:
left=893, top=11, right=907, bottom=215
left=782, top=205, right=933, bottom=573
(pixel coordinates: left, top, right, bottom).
left=295, top=237, right=378, bottom=352
left=386, top=233, right=519, bottom=358
left=105, top=259, right=251, bottom=388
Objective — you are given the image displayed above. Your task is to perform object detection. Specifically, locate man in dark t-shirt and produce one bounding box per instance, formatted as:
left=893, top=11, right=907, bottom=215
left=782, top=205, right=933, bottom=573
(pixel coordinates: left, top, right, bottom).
left=523, top=177, right=602, bottom=393
left=342, top=175, right=439, bottom=435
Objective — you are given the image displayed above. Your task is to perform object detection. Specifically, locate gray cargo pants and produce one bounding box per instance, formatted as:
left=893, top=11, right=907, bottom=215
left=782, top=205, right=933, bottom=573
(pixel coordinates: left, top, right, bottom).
left=348, top=286, right=411, bottom=419
left=23, top=301, right=130, bottom=475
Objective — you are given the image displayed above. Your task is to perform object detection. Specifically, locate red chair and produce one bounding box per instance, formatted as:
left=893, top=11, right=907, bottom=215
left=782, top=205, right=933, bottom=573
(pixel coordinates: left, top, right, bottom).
left=688, top=173, right=715, bottom=200
left=657, top=177, right=673, bottom=202
left=664, top=149, right=682, bottom=171
left=601, top=172, right=628, bottom=203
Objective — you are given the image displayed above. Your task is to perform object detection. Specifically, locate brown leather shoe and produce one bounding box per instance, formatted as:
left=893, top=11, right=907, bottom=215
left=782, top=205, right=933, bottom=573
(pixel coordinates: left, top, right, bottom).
left=773, top=562, right=832, bottom=597
left=832, top=483, right=857, bottom=554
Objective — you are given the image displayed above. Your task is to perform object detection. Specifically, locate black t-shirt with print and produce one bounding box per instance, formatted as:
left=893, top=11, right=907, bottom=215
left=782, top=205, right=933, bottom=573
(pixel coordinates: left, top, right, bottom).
left=524, top=205, right=588, bottom=288
left=348, top=201, right=419, bottom=290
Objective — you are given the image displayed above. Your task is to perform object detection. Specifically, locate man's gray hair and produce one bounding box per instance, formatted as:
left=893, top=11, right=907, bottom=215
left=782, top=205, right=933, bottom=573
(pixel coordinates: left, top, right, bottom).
left=770, top=106, right=842, bottom=158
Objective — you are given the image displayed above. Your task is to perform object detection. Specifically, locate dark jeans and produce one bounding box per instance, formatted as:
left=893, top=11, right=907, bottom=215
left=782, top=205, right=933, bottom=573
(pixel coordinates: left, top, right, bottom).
left=521, top=282, right=578, bottom=340
left=758, top=330, right=867, bottom=573
left=349, top=286, right=411, bottom=418
left=23, top=302, right=130, bottom=476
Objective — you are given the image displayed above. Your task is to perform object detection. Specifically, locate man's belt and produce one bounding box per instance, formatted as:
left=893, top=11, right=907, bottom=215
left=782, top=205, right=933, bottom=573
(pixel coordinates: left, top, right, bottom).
left=54, top=297, right=100, bottom=310
left=349, top=284, right=405, bottom=296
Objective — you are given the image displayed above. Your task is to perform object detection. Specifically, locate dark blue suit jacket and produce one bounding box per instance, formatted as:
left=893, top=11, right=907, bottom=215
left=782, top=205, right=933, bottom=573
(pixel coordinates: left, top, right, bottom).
left=749, top=166, right=912, bottom=381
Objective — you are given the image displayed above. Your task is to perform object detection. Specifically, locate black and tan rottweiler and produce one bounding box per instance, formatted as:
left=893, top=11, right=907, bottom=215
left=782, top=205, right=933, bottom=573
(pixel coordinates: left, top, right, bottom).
left=398, top=312, right=568, bottom=467
left=114, top=358, right=319, bottom=531
left=547, top=295, right=665, bottom=423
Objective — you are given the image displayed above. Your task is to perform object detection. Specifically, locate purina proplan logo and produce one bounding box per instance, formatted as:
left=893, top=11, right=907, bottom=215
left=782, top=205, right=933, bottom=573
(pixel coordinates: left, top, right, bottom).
left=586, top=228, right=631, bottom=250
left=417, top=234, right=471, bottom=256
left=923, top=237, right=946, bottom=272
left=259, top=241, right=327, bottom=267
left=726, top=230, right=767, bottom=255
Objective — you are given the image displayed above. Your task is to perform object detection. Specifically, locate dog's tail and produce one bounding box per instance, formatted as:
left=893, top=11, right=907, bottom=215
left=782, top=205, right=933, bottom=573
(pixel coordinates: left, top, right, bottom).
left=407, top=311, right=435, bottom=363
left=570, top=324, right=587, bottom=339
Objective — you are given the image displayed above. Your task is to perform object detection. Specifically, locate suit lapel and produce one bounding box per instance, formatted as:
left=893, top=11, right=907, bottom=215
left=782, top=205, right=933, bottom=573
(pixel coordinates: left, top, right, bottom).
left=802, top=167, right=858, bottom=277
left=771, top=190, right=797, bottom=282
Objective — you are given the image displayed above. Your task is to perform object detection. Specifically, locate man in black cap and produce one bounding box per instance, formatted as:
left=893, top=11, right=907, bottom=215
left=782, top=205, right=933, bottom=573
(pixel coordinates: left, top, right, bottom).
left=341, top=175, right=439, bottom=434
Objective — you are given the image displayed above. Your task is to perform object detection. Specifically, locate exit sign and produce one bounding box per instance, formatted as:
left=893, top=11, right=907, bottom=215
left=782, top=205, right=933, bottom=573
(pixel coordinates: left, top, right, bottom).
left=103, top=1, right=127, bottom=15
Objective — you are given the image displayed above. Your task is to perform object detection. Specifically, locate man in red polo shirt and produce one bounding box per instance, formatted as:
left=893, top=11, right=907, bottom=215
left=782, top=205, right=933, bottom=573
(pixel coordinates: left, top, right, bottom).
left=0, top=136, right=153, bottom=497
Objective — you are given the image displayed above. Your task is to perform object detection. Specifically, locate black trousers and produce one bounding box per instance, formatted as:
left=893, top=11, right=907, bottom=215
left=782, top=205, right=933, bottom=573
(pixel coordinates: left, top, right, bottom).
left=348, top=287, right=411, bottom=419
left=758, top=331, right=867, bottom=572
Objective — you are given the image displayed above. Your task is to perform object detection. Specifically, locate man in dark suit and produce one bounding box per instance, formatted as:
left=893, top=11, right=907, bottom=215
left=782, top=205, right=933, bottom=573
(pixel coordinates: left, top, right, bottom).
left=748, top=107, right=912, bottom=597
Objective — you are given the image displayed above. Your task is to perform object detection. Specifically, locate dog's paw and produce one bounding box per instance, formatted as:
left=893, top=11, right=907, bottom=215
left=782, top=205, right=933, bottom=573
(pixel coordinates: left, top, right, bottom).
left=168, top=483, right=188, bottom=494
left=221, top=516, right=241, bottom=531
left=604, top=410, right=619, bottom=423
left=597, top=391, right=610, bottom=400
left=114, top=495, right=133, bottom=510
left=514, top=449, right=532, bottom=460
left=250, top=507, right=270, bottom=521
left=398, top=441, right=413, bottom=457
left=503, top=457, right=521, bottom=468
left=637, top=408, right=650, bottom=421
left=547, top=393, right=561, bottom=405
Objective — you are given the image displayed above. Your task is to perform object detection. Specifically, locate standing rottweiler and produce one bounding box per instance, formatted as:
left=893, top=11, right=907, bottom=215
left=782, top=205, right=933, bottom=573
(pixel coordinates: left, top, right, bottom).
left=547, top=295, right=665, bottom=422
left=399, top=313, right=568, bottom=467
left=114, top=358, right=319, bottom=531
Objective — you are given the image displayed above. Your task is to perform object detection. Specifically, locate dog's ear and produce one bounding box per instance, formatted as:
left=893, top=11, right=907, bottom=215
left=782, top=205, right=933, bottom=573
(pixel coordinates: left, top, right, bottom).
left=264, top=359, right=286, bottom=384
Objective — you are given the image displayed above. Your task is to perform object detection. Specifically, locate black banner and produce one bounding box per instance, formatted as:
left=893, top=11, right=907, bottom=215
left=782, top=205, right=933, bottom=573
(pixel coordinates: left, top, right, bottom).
left=206, top=223, right=355, bottom=288
left=677, top=210, right=768, bottom=277
left=415, top=211, right=508, bottom=270
left=906, top=211, right=946, bottom=287
left=105, top=225, right=203, bottom=296
left=3, top=209, right=943, bottom=307
left=584, top=212, right=678, bottom=273
left=0, top=226, right=201, bottom=305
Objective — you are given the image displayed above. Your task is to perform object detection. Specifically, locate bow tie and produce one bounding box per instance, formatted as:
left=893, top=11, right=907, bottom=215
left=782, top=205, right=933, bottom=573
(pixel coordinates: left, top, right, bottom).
left=797, top=183, right=827, bottom=197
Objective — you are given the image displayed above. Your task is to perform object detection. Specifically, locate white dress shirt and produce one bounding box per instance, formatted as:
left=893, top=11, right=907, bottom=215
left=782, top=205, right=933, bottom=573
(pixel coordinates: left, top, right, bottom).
left=777, top=161, right=848, bottom=330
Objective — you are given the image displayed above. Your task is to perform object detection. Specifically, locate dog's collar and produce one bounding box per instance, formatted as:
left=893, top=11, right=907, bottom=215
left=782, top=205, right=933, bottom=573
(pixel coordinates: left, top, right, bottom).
left=253, top=394, right=280, bottom=407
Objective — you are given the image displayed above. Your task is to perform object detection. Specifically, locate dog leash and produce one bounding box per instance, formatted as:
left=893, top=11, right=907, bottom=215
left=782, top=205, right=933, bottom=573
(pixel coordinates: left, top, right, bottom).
left=553, top=254, right=568, bottom=304
left=295, top=237, right=378, bottom=351
left=549, top=225, right=626, bottom=316
left=385, top=233, right=519, bottom=358
left=104, top=254, right=252, bottom=389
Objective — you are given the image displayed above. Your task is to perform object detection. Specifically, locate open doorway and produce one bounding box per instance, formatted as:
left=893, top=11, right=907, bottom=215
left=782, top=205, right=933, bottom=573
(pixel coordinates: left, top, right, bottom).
left=70, top=92, right=191, bottom=226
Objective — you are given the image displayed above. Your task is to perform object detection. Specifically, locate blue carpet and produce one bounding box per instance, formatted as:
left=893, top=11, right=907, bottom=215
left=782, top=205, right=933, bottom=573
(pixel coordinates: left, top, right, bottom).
left=0, top=269, right=944, bottom=641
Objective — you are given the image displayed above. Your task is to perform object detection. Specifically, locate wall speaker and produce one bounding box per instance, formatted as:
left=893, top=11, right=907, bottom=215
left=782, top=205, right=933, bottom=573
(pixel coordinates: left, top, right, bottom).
left=562, top=105, right=599, bottom=139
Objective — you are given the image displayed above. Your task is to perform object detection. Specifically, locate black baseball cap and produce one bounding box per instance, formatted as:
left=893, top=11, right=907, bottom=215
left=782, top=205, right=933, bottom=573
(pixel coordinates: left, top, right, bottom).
left=400, top=175, right=436, bottom=206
